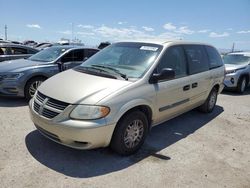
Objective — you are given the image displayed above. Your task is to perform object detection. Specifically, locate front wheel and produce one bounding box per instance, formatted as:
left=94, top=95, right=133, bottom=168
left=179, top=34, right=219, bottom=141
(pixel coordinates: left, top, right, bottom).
left=237, top=77, right=247, bottom=94
left=110, top=111, right=148, bottom=155
left=198, top=88, right=218, bottom=113
left=25, top=77, right=46, bottom=101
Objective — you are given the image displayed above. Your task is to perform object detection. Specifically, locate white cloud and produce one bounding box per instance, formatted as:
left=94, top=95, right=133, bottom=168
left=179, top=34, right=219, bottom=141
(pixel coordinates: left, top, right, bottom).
left=77, top=31, right=95, bottom=36
left=26, top=24, right=41, bottom=29
left=58, top=30, right=71, bottom=35
left=237, top=30, right=250, bottom=34
left=163, top=23, right=176, bottom=31
left=77, top=24, right=94, bottom=29
left=142, top=26, right=154, bottom=32
left=209, top=32, right=229, bottom=38
left=118, top=21, right=127, bottom=25
left=198, top=29, right=209, bottom=33
left=176, top=26, right=194, bottom=35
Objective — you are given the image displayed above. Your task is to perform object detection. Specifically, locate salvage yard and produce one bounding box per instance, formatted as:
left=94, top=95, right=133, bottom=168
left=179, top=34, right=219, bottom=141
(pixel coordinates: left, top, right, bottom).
left=0, top=89, right=250, bottom=188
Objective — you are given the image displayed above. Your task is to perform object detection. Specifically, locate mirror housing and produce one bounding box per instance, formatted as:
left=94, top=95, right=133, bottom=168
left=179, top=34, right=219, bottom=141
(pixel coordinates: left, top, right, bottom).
left=149, top=68, right=175, bottom=84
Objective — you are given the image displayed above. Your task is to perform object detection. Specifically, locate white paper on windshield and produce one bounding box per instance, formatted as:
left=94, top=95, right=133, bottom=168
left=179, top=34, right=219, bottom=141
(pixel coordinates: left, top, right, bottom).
left=140, top=46, right=158, bottom=51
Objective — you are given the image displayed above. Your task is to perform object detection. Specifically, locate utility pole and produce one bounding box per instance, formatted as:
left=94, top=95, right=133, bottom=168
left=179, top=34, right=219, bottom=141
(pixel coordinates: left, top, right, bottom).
left=231, top=42, right=235, bottom=52
left=71, top=22, right=74, bottom=43
left=5, top=24, right=7, bottom=40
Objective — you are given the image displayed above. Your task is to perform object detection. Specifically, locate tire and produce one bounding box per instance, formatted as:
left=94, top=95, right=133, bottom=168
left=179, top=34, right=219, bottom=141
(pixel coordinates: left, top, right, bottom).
left=198, top=88, right=218, bottom=113
left=25, top=77, right=46, bottom=101
left=237, top=76, right=247, bottom=94
left=110, top=111, right=148, bottom=155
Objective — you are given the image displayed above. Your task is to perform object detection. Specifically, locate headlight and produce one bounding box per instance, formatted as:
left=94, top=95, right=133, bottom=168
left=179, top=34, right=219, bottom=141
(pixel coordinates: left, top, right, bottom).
left=70, top=105, right=110, bottom=120
left=1, top=73, right=24, bottom=80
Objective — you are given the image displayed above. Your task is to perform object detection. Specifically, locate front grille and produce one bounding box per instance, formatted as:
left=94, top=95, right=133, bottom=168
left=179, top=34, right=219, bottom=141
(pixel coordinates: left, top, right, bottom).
left=33, top=91, right=70, bottom=119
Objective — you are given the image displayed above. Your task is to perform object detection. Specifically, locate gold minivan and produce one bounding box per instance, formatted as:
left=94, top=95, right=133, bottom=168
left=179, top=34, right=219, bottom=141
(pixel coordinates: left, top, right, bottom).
left=29, top=40, right=225, bottom=155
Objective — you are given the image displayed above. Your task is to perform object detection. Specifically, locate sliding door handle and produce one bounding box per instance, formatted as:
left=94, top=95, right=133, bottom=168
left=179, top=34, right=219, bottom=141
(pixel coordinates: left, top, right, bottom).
left=192, top=82, right=198, bottom=88
left=183, top=85, right=190, bottom=91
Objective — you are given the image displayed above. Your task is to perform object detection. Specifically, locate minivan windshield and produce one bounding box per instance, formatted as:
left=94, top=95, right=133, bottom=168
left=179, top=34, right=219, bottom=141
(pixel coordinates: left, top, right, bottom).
left=223, top=54, right=250, bottom=65
left=28, top=46, right=70, bottom=62
left=78, top=42, right=162, bottom=79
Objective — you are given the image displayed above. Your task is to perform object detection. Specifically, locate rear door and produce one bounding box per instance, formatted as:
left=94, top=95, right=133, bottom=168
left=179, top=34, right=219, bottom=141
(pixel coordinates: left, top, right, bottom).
left=153, top=45, right=192, bottom=124
left=183, top=45, right=211, bottom=106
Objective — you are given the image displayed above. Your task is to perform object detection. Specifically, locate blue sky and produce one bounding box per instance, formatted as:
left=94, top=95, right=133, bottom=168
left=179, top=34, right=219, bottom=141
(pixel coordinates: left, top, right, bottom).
left=0, top=0, right=250, bottom=50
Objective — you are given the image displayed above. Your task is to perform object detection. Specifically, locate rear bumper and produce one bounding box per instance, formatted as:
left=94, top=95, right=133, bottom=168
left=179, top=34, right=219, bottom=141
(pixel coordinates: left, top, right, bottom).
left=29, top=99, right=116, bottom=149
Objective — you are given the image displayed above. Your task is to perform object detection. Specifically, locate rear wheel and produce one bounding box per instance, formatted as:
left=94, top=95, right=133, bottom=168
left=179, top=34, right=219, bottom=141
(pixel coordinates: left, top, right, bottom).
left=237, top=76, right=247, bottom=94
left=198, top=88, right=218, bottom=113
left=110, top=111, right=148, bottom=155
left=25, top=77, right=46, bottom=101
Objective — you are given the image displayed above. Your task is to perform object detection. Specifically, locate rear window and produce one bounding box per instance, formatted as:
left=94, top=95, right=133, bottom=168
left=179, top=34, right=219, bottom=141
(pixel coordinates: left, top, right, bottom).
left=205, top=46, right=223, bottom=69
left=184, top=45, right=209, bottom=74
left=10, top=47, right=28, bottom=55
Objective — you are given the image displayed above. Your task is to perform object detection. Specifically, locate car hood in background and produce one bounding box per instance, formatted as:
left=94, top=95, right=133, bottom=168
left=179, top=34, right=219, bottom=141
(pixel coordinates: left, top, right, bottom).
left=37, top=69, right=132, bottom=104
left=224, top=63, right=248, bottom=71
left=0, top=59, right=52, bottom=73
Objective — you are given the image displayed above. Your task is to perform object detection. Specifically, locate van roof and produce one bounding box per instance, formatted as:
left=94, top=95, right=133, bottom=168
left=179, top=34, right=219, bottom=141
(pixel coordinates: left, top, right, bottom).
left=116, top=39, right=213, bottom=47
left=227, top=51, right=250, bottom=57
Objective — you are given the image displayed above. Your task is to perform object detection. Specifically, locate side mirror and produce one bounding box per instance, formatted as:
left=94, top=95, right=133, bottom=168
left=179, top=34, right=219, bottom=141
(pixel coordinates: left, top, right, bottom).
left=149, top=68, right=175, bottom=84
left=83, top=57, right=88, bottom=61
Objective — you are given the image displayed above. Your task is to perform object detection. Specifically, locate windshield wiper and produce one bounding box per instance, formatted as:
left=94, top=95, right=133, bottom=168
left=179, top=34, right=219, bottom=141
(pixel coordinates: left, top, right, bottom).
left=75, top=66, right=117, bottom=79
left=91, top=64, right=128, bottom=80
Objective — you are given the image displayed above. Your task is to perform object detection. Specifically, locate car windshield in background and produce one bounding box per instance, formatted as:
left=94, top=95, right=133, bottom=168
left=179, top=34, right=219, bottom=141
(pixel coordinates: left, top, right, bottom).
left=78, top=42, right=162, bottom=79
left=223, top=54, right=250, bottom=65
left=28, top=47, right=70, bottom=62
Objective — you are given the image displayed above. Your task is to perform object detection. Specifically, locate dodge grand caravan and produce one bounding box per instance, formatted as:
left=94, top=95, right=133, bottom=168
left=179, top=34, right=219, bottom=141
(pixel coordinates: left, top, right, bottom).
left=29, top=40, right=225, bottom=155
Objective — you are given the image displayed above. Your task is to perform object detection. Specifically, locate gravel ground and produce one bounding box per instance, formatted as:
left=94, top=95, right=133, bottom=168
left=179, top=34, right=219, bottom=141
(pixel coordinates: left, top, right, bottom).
left=0, top=89, right=250, bottom=188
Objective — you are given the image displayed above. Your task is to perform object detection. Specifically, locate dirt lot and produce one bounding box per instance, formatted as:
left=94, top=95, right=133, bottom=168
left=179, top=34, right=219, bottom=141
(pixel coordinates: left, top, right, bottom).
left=0, top=89, right=250, bottom=188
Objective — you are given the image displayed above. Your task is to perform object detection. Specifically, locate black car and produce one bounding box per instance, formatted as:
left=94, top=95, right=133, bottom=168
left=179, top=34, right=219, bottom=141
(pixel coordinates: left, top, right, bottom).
left=0, top=43, right=39, bottom=62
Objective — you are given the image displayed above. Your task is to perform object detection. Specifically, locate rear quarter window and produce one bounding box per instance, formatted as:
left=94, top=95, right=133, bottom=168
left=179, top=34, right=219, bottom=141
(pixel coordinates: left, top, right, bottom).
left=184, top=45, right=209, bottom=74
left=205, top=46, right=223, bottom=69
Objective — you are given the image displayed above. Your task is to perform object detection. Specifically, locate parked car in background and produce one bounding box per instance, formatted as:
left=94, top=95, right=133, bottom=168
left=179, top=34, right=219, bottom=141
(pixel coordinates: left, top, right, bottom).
left=223, top=52, right=250, bottom=93
left=35, top=43, right=54, bottom=51
left=23, top=40, right=37, bottom=47
left=0, top=43, right=39, bottom=62
left=0, top=46, right=99, bottom=100
left=29, top=40, right=224, bottom=155
left=98, top=42, right=111, bottom=49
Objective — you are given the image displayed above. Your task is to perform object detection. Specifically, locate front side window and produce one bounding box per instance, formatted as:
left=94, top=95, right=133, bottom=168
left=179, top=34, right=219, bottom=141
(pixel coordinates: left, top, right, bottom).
left=184, top=45, right=209, bottom=74
left=205, top=46, right=223, bottom=69
left=28, top=47, right=70, bottom=62
left=223, top=54, right=250, bottom=65
left=78, top=42, right=162, bottom=79
left=156, top=46, right=187, bottom=78
left=0, top=47, right=8, bottom=55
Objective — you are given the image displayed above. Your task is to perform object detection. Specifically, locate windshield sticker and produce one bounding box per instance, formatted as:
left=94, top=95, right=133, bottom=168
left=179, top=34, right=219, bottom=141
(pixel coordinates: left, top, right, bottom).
left=140, top=46, right=158, bottom=51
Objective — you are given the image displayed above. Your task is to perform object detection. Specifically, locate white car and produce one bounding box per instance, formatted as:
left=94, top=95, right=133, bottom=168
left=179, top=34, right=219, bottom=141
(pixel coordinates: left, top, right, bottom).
left=29, top=40, right=225, bottom=155
left=223, top=52, right=250, bottom=93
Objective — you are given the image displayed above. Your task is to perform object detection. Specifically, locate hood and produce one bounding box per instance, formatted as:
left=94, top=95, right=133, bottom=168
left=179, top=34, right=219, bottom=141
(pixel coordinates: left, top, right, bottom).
left=0, top=59, right=50, bottom=73
left=225, top=63, right=248, bottom=71
left=38, top=69, right=132, bottom=104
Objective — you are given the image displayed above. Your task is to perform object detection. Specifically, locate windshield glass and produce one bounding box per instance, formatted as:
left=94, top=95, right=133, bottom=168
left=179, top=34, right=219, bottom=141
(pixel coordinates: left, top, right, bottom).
left=28, top=47, right=69, bottom=62
left=78, top=42, right=162, bottom=79
left=223, top=54, right=250, bottom=65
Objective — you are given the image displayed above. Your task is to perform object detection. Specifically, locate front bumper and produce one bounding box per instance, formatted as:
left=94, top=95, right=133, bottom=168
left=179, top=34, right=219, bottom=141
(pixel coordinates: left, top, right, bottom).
left=0, top=80, right=24, bottom=97
left=223, top=73, right=240, bottom=89
left=29, top=99, right=116, bottom=149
